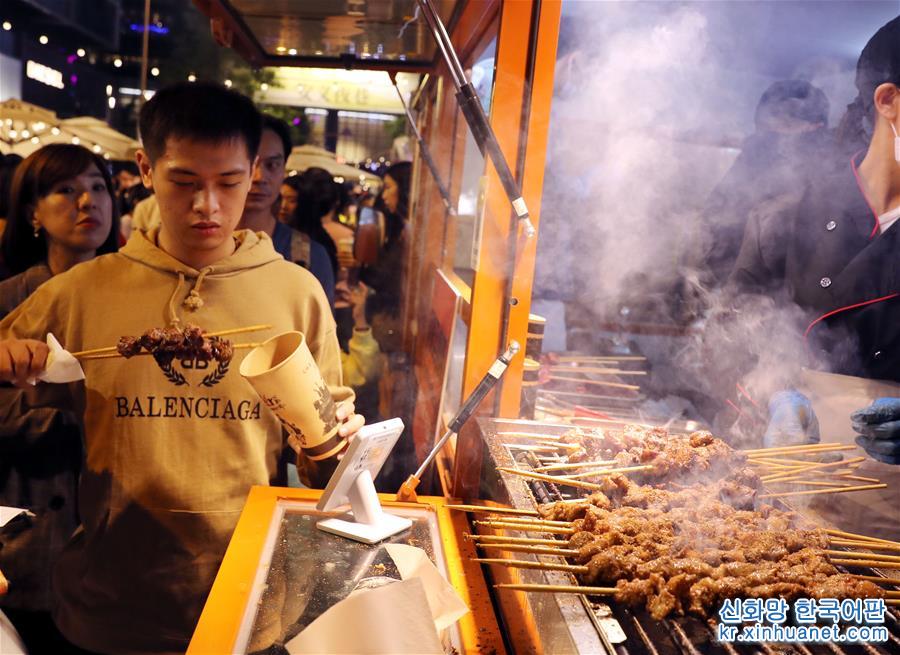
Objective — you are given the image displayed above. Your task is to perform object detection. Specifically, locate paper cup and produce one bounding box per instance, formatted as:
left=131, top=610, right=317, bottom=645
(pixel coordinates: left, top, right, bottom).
left=240, top=331, right=344, bottom=460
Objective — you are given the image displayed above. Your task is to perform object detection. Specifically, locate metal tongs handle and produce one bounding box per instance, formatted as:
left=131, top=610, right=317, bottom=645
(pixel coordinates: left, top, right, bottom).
left=388, top=72, right=456, bottom=216
left=416, top=0, right=536, bottom=238
left=397, top=341, right=520, bottom=501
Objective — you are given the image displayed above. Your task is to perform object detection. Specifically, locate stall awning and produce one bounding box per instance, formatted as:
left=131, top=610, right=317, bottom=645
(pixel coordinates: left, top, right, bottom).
left=193, top=0, right=460, bottom=71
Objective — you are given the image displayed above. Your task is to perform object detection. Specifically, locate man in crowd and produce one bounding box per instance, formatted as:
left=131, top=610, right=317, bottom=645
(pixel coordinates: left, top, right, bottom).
left=238, top=114, right=335, bottom=307
left=0, top=81, right=362, bottom=654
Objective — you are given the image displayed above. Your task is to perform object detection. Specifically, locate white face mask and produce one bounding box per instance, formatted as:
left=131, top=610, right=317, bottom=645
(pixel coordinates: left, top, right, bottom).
left=892, top=121, right=900, bottom=163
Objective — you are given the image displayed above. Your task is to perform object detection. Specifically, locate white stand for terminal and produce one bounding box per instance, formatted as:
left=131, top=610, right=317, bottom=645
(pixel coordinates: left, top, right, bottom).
left=316, top=418, right=413, bottom=544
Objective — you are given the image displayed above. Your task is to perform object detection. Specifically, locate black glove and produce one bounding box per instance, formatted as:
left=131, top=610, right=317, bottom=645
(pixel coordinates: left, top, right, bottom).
left=851, top=397, right=900, bottom=465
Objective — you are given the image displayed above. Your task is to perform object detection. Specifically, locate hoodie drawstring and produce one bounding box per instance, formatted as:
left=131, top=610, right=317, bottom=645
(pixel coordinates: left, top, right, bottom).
left=183, top=267, right=210, bottom=311
left=166, top=268, right=211, bottom=326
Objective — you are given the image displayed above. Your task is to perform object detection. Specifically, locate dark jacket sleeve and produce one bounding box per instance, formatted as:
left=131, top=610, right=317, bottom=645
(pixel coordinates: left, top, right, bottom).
left=726, top=192, right=798, bottom=295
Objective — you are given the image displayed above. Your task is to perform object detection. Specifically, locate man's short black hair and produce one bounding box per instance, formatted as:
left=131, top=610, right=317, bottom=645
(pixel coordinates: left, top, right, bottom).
left=139, top=82, right=263, bottom=163
left=262, top=114, right=292, bottom=161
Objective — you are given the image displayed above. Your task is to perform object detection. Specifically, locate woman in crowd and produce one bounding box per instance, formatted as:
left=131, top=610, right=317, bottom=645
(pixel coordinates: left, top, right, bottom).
left=0, top=143, right=118, bottom=653
left=356, top=161, right=412, bottom=352
left=0, top=144, right=119, bottom=314
left=286, top=167, right=341, bottom=277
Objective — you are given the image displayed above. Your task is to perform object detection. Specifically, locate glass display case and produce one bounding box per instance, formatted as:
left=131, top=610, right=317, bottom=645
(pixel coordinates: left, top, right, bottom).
left=188, top=487, right=505, bottom=655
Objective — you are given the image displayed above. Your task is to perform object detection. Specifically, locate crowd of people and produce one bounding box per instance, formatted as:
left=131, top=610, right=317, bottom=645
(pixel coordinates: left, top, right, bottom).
left=0, top=81, right=411, bottom=654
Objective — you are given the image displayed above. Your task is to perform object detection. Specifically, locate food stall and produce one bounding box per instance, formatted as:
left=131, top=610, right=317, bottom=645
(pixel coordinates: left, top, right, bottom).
left=191, top=1, right=900, bottom=653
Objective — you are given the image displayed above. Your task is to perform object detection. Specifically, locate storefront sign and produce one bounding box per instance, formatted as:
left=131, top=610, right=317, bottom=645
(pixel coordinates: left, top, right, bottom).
left=26, top=60, right=64, bottom=90
left=260, top=67, right=418, bottom=113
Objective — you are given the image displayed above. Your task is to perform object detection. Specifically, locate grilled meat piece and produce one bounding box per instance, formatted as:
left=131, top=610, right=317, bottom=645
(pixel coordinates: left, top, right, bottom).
left=117, top=336, right=142, bottom=358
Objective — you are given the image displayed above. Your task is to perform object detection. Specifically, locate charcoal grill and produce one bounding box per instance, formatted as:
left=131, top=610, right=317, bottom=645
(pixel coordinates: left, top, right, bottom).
left=474, top=418, right=900, bottom=655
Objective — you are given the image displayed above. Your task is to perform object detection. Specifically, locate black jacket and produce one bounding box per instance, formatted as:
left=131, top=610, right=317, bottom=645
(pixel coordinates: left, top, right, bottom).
left=730, top=152, right=900, bottom=382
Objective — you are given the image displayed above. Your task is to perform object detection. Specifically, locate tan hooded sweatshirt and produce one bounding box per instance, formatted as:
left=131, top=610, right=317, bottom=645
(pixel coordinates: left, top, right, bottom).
left=0, top=227, right=351, bottom=654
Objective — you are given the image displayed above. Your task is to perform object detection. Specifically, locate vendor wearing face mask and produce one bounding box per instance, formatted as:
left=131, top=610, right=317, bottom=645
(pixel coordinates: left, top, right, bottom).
left=729, top=15, right=900, bottom=465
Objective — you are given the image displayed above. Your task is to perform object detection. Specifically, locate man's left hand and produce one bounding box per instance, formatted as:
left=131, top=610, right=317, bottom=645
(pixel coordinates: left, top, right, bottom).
left=336, top=400, right=365, bottom=442
left=851, top=397, right=900, bottom=464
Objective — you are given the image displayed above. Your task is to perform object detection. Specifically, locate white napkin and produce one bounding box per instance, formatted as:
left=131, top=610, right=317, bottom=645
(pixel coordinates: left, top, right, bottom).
left=31, top=333, right=85, bottom=384
left=385, top=543, right=470, bottom=632
left=285, top=578, right=443, bottom=654
left=0, top=507, right=34, bottom=528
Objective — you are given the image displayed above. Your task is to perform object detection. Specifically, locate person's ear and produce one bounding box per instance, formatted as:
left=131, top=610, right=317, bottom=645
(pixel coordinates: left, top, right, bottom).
left=135, top=149, right=154, bottom=190
left=872, top=83, right=900, bottom=121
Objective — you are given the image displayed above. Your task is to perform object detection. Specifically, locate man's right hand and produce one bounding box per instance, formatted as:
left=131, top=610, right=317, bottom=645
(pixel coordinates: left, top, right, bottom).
left=0, top=339, right=50, bottom=387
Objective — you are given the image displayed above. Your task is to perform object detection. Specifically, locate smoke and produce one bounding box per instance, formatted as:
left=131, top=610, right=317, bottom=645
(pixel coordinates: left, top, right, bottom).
left=534, top=2, right=865, bottom=440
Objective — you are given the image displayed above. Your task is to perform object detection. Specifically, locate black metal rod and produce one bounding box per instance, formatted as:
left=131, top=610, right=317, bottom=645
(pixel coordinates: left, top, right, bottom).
left=389, top=72, right=456, bottom=215
left=413, top=341, right=520, bottom=480
left=416, top=0, right=535, bottom=237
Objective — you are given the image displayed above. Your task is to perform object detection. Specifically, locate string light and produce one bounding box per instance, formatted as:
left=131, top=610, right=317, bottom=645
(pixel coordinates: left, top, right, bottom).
left=276, top=46, right=286, bottom=53
left=150, top=66, right=159, bottom=76
left=92, top=144, right=102, bottom=153
left=51, top=127, right=60, bottom=135
left=30, top=136, right=39, bottom=144
left=108, top=97, right=116, bottom=109
left=76, top=48, right=86, bottom=57
left=39, top=35, right=48, bottom=45
left=187, top=73, right=196, bottom=82
left=71, top=136, right=80, bottom=145
left=260, top=83, right=268, bottom=91
left=1, top=22, right=11, bottom=31
left=288, top=48, right=297, bottom=55
left=224, top=79, right=232, bottom=88
left=106, top=85, right=113, bottom=96
left=113, top=58, right=123, bottom=68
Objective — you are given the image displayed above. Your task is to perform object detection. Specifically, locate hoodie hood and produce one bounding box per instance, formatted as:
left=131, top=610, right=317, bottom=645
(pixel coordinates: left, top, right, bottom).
left=120, top=227, right=283, bottom=325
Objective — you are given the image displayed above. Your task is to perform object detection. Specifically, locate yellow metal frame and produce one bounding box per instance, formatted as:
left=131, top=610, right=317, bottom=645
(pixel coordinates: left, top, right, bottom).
left=188, top=486, right=506, bottom=654
left=403, top=1, right=562, bottom=498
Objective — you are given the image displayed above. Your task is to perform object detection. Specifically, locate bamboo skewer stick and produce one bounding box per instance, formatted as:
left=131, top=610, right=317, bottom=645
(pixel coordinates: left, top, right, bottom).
left=546, top=375, right=641, bottom=391
left=850, top=574, right=900, bottom=584
left=767, top=480, right=852, bottom=488
left=535, top=460, right=617, bottom=472
left=496, top=583, right=617, bottom=595
left=825, top=550, right=900, bottom=564
left=496, top=467, right=606, bottom=491
left=742, top=443, right=857, bottom=456
left=504, top=444, right=575, bottom=454
left=445, top=504, right=539, bottom=517
left=829, top=539, right=900, bottom=553
left=475, top=558, right=588, bottom=574
left=468, top=535, right=565, bottom=547
left=555, top=354, right=646, bottom=362
left=78, top=341, right=264, bottom=361
left=759, top=483, right=886, bottom=499
left=476, top=543, right=579, bottom=557
left=497, top=432, right=575, bottom=442
left=561, top=465, right=654, bottom=481
left=761, top=457, right=866, bottom=482
left=824, top=529, right=900, bottom=548
left=547, top=366, right=647, bottom=376
left=831, top=559, right=900, bottom=570
left=474, top=520, right=574, bottom=535
left=70, top=324, right=272, bottom=358
left=887, top=599, right=900, bottom=605
left=841, top=474, right=881, bottom=484
left=472, top=516, right=572, bottom=527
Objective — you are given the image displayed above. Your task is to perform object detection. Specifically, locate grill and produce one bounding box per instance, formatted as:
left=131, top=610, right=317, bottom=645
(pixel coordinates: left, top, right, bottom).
left=474, top=418, right=900, bottom=655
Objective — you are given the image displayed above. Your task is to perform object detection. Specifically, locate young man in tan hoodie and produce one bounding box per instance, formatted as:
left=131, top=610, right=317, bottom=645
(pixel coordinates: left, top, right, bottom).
left=0, top=82, right=363, bottom=654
